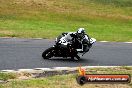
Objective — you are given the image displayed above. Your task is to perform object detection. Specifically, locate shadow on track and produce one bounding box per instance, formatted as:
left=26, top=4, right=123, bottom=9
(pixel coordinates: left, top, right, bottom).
left=42, top=57, right=95, bottom=64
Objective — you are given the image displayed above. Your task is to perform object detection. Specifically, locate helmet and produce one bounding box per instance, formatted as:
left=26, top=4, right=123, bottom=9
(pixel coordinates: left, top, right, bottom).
left=77, top=28, right=85, bottom=34
left=76, top=28, right=85, bottom=39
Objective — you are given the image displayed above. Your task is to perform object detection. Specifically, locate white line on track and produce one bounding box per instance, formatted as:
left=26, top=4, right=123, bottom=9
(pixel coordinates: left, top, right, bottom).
left=99, top=41, right=109, bottom=42
left=124, top=42, right=132, bottom=44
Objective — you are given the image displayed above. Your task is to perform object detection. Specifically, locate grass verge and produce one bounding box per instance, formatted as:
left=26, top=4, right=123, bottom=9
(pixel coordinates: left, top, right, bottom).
left=0, top=67, right=132, bottom=88
left=0, top=0, right=132, bottom=41
left=0, top=73, right=16, bottom=81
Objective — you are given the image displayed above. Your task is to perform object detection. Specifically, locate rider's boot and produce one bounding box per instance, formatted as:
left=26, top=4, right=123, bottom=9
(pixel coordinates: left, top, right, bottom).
left=75, top=55, right=80, bottom=60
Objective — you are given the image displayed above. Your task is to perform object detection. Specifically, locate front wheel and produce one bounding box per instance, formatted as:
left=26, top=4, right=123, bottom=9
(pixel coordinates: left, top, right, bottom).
left=42, top=47, right=55, bottom=59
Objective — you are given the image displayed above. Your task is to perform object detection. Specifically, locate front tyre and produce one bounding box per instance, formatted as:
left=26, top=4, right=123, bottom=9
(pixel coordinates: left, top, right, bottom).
left=42, top=47, right=55, bottom=59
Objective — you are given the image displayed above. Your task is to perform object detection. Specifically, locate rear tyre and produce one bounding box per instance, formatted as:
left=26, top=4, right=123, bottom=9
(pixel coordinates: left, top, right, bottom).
left=42, top=47, right=55, bottom=59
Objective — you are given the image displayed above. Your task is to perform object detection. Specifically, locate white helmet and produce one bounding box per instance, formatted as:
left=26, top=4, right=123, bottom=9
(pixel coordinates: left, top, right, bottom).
left=77, top=28, right=85, bottom=34
left=76, top=28, right=85, bottom=38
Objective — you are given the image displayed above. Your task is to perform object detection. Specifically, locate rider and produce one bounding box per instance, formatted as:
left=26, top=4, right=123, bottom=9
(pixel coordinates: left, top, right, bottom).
left=58, top=28, right=91, bottom=53
left=75, top=28, right=91, bottom=52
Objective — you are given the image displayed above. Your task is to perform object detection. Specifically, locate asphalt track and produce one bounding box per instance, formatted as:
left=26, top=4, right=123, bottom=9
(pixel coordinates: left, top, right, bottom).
left=0, top=38, right=132, bottom=70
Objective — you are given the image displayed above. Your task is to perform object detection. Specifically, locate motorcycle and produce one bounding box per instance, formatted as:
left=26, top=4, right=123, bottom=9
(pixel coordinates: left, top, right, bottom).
left=42, top=33, right=96, bottom=60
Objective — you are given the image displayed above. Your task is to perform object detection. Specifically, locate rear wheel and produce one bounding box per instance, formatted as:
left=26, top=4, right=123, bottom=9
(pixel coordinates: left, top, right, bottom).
left=42, top=47, right=55, bottom=59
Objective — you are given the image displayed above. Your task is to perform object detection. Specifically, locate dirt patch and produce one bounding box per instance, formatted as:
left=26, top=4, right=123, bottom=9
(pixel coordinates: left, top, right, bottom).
left=13, top=0, right=55, bottom=7
left=0, top=30, right=13, bottom=35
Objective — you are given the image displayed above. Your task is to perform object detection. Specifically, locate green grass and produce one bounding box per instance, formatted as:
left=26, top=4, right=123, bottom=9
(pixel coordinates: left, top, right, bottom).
left=0, top=0, right=132, bottom=41
left=0, top=73, right=16, bottom=81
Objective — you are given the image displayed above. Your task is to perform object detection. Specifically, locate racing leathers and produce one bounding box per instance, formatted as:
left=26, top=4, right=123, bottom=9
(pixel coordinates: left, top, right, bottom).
left=57, top=32, right=91, bottom=53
